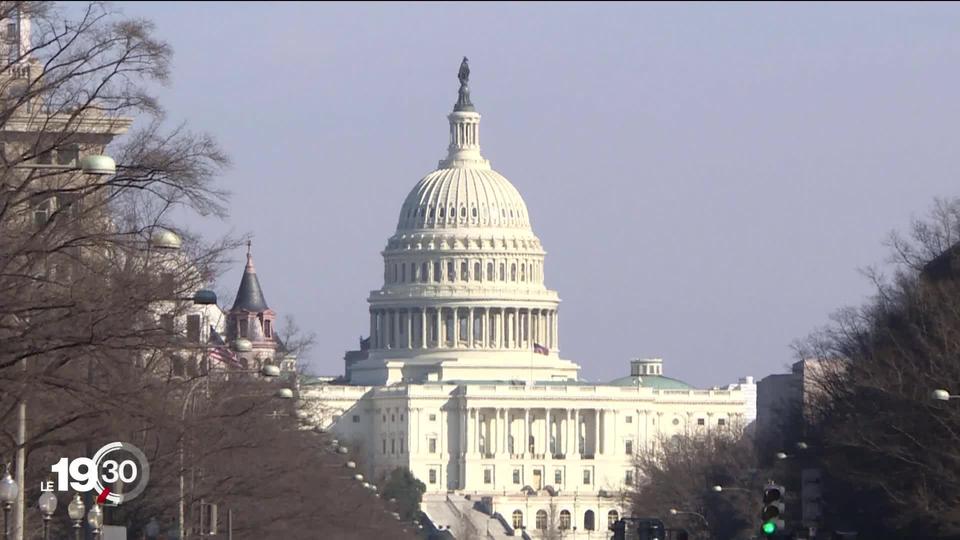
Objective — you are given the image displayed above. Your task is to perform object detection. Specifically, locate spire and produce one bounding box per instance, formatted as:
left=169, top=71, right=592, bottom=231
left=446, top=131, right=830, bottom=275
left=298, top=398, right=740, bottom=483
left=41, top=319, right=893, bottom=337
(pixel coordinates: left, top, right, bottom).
left=232, top=241, right=269, bottom=312
left=439, top=57, right=489, bottom=170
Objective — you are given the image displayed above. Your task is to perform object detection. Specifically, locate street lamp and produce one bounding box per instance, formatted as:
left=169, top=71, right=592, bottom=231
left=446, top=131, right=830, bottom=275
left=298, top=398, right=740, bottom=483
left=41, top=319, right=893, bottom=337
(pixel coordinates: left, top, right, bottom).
left=66, top=493, right=85, bottom=540
left=932, top=389, right=959, bottom=401
left=37, top=491, right=57, bottom=540
left=86, top=504, right=103, bottom=539
left=669, top=508, right=710, bottom=530
left=711, top=485, right=750, bottom=493
left=0, top=470, right=18, bottom=540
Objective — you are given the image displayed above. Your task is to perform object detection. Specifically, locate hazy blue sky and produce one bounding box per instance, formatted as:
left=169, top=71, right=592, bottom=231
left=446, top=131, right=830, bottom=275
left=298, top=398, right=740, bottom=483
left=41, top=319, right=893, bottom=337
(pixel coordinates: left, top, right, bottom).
left=114, top=2, right=960, bottom=387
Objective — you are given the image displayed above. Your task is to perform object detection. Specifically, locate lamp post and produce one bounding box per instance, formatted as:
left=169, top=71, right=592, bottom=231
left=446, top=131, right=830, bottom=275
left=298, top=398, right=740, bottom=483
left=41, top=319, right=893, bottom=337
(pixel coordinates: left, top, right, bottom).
left=669, top=508, right=710, bottom=531
left=37, top=492, right=56, bottom=540
left=86, top=504, right=103, bottom=540
left=10, top=155, right=115, bottom=540
left=0, top=470, right=18, bottom=540
left=66, top=494, right=85, bottom=540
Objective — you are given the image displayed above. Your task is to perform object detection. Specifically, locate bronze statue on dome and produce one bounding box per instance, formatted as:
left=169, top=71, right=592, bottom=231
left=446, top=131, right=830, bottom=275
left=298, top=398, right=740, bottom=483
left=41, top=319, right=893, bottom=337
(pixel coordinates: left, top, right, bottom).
left=455, top=56, right=474, bottom=112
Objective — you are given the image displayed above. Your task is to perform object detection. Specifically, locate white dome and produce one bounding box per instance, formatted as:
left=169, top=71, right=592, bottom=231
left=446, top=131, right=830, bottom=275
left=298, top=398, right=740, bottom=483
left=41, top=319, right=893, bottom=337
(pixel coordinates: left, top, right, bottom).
left=397, top=167, right=531, bottom=231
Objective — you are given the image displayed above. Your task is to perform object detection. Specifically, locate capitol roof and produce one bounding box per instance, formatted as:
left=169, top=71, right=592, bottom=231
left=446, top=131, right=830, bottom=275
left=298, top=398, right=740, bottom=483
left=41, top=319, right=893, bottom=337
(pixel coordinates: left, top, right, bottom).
left=607, top=374, right=696, bottom=390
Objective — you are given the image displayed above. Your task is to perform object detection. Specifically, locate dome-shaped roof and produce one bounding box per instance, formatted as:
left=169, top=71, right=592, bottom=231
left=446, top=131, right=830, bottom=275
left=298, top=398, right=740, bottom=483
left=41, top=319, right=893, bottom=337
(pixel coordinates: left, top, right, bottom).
left=396, top=167, right=531, bottom=231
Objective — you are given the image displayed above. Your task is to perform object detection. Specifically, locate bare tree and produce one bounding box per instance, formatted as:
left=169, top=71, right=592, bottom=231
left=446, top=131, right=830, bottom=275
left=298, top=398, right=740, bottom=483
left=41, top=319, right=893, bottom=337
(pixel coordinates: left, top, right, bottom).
left=630, top=427, right=763, bottom=540
left=793, top=196, right=960, bottom=538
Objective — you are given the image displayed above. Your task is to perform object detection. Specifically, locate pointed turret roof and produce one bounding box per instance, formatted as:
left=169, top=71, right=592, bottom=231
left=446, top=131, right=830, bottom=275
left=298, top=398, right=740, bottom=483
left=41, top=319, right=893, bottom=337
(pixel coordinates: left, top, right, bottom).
left=232, top=241, right=269, bottom=312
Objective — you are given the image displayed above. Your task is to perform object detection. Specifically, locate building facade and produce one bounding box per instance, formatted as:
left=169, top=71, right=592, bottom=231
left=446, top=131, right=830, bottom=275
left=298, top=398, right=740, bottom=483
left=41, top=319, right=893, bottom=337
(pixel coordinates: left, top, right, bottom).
left=302, top=61, right=755, bottom=538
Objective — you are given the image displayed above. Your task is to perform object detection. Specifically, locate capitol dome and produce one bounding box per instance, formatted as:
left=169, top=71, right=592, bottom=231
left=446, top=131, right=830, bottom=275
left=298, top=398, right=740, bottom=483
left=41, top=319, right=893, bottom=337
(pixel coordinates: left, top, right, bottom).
left=348, top=59, right=579, bottom=386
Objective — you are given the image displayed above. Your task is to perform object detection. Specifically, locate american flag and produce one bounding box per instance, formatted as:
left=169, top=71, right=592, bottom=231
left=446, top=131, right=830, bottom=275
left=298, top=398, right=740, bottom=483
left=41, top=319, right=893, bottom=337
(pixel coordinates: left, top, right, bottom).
left=533, top=343, right=550, bottom=355
left=208, top=326, right=241, bottom=368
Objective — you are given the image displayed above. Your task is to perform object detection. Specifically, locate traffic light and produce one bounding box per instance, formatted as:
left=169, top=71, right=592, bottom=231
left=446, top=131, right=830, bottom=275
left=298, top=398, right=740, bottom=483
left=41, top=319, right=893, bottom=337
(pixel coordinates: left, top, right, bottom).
left=761, top=483, right=786, bottom=536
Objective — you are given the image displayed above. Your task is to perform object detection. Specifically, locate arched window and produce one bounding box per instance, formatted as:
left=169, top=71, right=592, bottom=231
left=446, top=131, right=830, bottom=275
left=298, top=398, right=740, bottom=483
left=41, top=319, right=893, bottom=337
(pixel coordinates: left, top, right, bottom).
left=439, top=207, right=445, bottom=218
left=560, top=510, right=571, bottom=530
left=460, top=206, right=466, bottom=217
left=512, top=510, right=523, bottom=529
left=447, top=261, right=456, bottom=282
left=433, top=261, right=441, bottom=283
left=536, top=510, right=547, bottom=530
left=499, top=263, right=505, bottom=281
left=584, top=510, right=595, bottom=531
left=429, top=207, right=435, bottom=218
left=393, top=264, right=398, bottom=283
left=474, top=262, right=481, bottom=281
left=421, top=262, right=428, bottom=283
left=461, top=261, right=468, bottom=281
left=401, top=264, right=406, bottom=283
left=521, top=263, right=526, bottom=282
left=511, top=263, right=517, bottom=282
left=607, top=510, right=619, bottom=529
left=487, top=262, right=494, bottom=281
left=472, top=207, right=478, bottom=218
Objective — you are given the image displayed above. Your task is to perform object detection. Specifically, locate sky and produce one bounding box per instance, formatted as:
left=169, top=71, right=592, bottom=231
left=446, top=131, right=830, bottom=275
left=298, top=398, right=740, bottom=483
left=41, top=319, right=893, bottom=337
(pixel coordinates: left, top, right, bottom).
left=111, top=2, right=960, bottom=387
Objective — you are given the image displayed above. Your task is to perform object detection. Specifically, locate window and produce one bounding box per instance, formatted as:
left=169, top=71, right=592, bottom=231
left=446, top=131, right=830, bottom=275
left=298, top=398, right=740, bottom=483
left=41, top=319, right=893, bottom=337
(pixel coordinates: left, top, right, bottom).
left=554, top=469, right=562, bottom=484
left=472, top=207, right=478, bottom=218
left=421, top=262, right=428, bottom=283
left=393, top=264, right=398, bottom=283
left=474, top=262, right=481, bottom=281
left=511, top=263, right=517, bottom=281
left=582, top=469, right=591, bottom=485
left=391, top=415, right=396, bottom=422
left=186, top=314, right=201, bottom=343
left=560, top=510, right=571, bottom=530
left=352, top=415, right=360, bottom=423
left=625, top=440, right=633, bottom=455
left=608, top=510, right=620, bottom=529
left=434, top=262, right=441, bottom=282
left=584, top=510, right=595, bottom=531
left=625, top=415, right=633, bottom=424
left=399, top=437, right=404, bottom=454
left=32, top=197, right=54, bottom=227
left=499, top=263, right=505, bottom=281
left=429, top=414, right=437, bottom=421
left=382, top=414, right=386, bottom=423
left=512, top=511, right=523, bottom=529
left=483, top=469, right=492, bottom=484
left=429, top=469, right=437, bottom=484
left=536, top=510, right=547, bottom=530
left=512, top=469, right=521, bottom=485
left=461, top=261, right=468, bottom=281
left=460, top=206, right=466, bottom=218
left=487, top=262, right=494, bottom=281
left=401, top=264, right=406, bottom=282
left=697, top=418, right=705, bottom=426
left=447, top=261, right=456, bottom=282
left=391, top=439, right=395, bottom=454
left=625, top=470, right=634, bottom=485
left=521, top=263, right=526, bottom=282
left=400, top=414, right=404, bottom=421
left=672, top=418, right=680, bottom=426
left=439, top=206, right=445, bottom=218
left=238, top=319, right=248, bottom=338
left=382, top=439, right=386, bottom=454
left=429, top=438, right=437, bottom=453
left=718, top=418, right=726, bottom=426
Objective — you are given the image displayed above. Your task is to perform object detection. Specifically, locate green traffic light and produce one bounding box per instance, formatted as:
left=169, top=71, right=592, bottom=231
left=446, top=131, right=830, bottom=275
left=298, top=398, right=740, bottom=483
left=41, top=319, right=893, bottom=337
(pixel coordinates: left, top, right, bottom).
left=762, top=521, right=777, bottom=535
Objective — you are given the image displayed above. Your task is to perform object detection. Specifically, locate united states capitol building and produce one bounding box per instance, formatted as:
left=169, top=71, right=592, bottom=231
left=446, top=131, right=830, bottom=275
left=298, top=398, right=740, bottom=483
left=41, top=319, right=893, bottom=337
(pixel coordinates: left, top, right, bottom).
left=300, top=60, right=756, bottom=539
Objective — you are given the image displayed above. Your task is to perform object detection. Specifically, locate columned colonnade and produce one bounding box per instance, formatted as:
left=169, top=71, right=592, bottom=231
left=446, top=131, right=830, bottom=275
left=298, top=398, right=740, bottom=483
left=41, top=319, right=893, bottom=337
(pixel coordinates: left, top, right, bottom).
left=456, top=407, right=615, bottom=459
left=370, top=306, right=558, bottom=351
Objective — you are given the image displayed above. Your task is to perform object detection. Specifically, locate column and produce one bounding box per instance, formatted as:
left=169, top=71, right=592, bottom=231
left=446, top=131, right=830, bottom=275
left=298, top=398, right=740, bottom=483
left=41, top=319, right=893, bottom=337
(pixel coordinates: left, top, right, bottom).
left=436, top=308, right=443, bottom=348
left=468, top=308, right=474, bottom=348
left=406, top=310, right=413, bottom=349
left=574, top=409, right=581, bottom=457
left=595, top=410, right=601, bottom=456
left=553, top=310, right=559, bottom=350
left=524, top=409, right=530, bottom=456
left=384, top=311, right=391, bottom=349
left=545, top=408, right=551, bottom=457
left=393, top=310, right=400, bottom=349
left=452, top=307, right=459, bottom=348
left=481, top=308, right=488, bottom=348
left=369, top=310, right=375, bottom=343
left=502, top=409, right=509, bottom=455
left=475, top=408, right=481, bottom=454
left=462, top=407, right=469, bottom=456
left=420, top=308, right=427, bottom=349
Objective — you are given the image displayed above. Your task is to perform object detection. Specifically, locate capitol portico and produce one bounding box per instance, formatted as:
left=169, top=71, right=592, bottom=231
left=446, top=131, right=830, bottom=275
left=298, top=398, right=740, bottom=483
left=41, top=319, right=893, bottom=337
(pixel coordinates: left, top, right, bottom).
left=301, top=59, right=756, bottom=538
